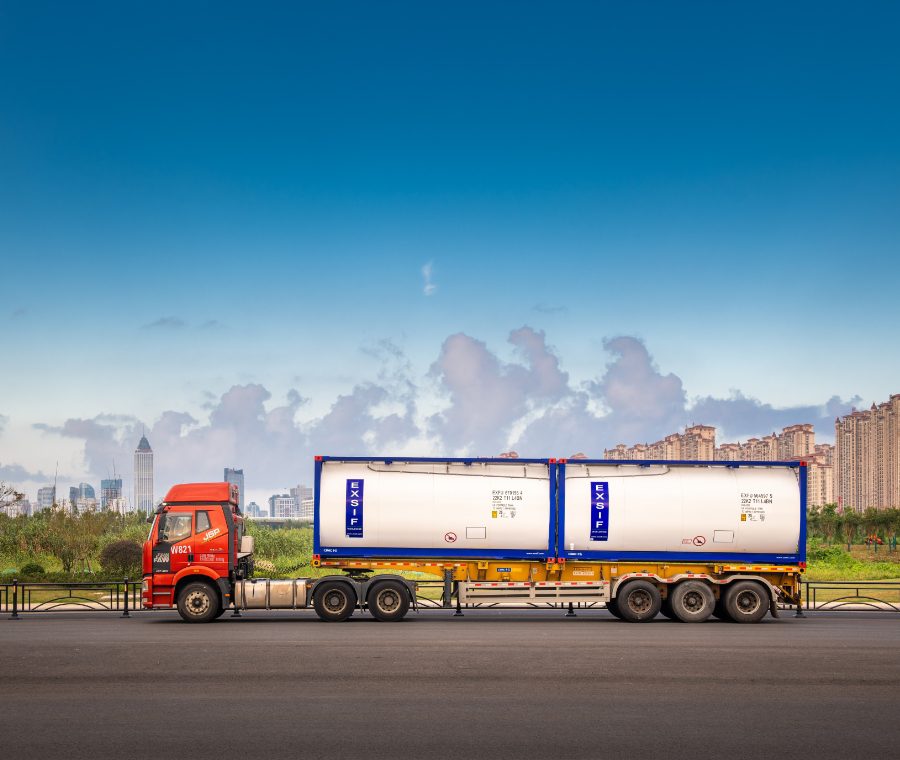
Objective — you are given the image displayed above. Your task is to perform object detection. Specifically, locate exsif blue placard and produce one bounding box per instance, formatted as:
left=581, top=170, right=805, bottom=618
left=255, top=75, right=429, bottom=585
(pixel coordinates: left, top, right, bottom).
left=590, top=481, right=609, bottom=541
left=345, top=479, right=364, bottom=538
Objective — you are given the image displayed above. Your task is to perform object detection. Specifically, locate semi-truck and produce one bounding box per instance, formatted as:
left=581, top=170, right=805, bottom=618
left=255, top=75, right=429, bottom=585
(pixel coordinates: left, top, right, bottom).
left=142, top=456, right=806, bottom=623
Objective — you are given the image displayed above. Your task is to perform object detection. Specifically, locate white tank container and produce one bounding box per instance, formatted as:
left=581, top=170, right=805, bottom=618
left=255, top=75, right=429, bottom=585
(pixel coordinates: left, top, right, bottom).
left=317, top=459, right=552, bottom=556
left=561, top=462, right=801, bottom=559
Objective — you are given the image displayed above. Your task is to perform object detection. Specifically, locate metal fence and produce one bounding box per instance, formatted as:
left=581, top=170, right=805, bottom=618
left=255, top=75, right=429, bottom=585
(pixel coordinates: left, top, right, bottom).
left=797, top=580, right=900, bottom=613
left=1, top=579, right=141, bottom=618
left=2, top=578, right=899, bottom=618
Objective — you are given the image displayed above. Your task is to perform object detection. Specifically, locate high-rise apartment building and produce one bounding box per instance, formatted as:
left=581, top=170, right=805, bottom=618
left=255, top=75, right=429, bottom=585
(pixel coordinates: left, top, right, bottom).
left=835, top=395, right=900, bottom=511
left=604, top=422, right=838, bottom=508
left=134, top=435, right=154, bottom=515
left=224, top=468, right=245, bottom=512
left=603, top=425, right=716, bottom=461
left=268, top=493, right=297, bottom=519
left=290, top=485, right=314, bottom=523
left=36, top=486, right=56, bottom=510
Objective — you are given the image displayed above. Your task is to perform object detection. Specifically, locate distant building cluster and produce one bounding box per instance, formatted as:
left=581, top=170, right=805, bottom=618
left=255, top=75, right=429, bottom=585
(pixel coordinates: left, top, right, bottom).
left=265, top=485, right=313, bottom=522
left=604, top=423, right=836, bottom=509
left=835, top=394, right=900, bottom=512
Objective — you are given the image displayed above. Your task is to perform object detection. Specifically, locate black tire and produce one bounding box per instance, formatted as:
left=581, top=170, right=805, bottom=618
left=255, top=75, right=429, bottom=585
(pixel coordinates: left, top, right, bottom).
left=670, top=581, right=715, bottom=623
left=605, top=597, right=623, bottom=619
left=616, top=580, right=661, bottom=622
left=314, top=581, right=356, bottom=622
left=724, top=581, right=769, bottom=624
left=368, top=580, right=410, bottom=622
left=176, top=581, right=221, bottom=623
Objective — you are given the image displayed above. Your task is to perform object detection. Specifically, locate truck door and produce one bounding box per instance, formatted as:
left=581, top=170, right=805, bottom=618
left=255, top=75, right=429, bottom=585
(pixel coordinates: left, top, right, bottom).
left=193, top=508, right=230, bottom=573
left=152, top=509, right=195, bottom=577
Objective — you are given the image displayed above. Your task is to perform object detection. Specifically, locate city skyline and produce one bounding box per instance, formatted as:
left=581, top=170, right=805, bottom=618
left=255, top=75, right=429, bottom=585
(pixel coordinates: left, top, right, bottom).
left=1, top=4, right=898, bottom=501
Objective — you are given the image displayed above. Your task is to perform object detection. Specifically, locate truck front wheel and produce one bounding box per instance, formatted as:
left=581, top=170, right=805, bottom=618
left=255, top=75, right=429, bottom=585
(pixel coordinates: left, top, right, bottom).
left=314, top=581, right=356, bottom=622
left=368, top=580, right=410, bottom=622
left=177, top=581, right=221, bottom=623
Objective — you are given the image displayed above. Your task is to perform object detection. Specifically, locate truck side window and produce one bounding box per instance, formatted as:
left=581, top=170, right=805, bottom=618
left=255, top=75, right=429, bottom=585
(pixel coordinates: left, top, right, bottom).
left=196, top=510, right=211, bottom=534
left=158, top=512, right=193, bottom=543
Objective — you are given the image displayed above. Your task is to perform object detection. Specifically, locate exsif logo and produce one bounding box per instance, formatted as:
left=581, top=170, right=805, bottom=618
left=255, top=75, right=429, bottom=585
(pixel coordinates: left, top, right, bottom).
left=345, top=479, right=364, bottom=538
left=590, top=481, right=610, bottom=542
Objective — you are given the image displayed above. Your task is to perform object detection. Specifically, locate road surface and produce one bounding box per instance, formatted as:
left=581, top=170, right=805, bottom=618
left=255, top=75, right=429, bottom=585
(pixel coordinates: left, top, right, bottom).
left=2, top=609, right=898, bottom=759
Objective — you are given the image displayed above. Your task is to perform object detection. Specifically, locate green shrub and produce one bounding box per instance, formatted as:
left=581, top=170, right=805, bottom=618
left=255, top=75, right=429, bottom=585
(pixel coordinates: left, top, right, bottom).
left=99, top=540, right=143, bottom=577
left=19, top=561, right=46, bottom=576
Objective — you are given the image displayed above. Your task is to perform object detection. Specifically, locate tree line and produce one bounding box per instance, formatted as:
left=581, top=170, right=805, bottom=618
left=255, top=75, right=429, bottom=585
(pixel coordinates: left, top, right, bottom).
left=806, top=504, right=900, bottom=546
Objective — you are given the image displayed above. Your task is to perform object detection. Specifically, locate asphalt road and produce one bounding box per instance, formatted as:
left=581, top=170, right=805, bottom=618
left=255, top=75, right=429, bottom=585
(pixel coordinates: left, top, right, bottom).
left=2, top=609, right=899, bottom=760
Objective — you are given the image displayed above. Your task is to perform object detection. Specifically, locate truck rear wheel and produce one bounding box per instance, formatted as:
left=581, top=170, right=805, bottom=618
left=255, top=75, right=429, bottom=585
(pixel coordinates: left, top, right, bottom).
left=314, top=581, right=356, bottom=622
left=368, top=580, right=410, bottom=622
left=177, top=581, right=221, bottom=623
left=724, top=581, right=769, bottom=624
left=605, top=598, right=623, bottom=619
left=616, top=580, right=661, bottom=622
left=670, top=581, right=715, bottom=623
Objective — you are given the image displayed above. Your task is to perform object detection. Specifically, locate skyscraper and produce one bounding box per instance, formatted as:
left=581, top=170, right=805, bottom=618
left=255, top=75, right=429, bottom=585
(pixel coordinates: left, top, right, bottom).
left=134, top=435, right=154, bottom=515
left=101, top=477, right=123, bottom=509
left=69, top=483, right=96, bottom=502
left=224, top=468, right=245, bottom=512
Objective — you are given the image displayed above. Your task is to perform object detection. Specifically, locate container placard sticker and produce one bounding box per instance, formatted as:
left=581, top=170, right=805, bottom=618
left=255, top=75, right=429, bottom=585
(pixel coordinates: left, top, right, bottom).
left=346, top=479, right=364, bottom=538
left=590, top=481, right=610, bottom=541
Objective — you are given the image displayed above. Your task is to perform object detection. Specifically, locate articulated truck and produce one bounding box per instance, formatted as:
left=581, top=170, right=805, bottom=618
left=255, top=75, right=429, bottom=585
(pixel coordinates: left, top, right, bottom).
left=142, top=457, right=806, bottom=623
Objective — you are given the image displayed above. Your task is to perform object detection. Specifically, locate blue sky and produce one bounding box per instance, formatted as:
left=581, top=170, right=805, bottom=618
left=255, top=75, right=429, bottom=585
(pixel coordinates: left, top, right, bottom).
left=1, top=2, right=898, bottom=504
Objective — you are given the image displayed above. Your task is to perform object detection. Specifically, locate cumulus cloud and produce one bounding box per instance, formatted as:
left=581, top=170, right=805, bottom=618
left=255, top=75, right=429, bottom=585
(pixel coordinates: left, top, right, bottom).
left=0, top=462, right=55, bottom=483
left=422, top=261, right=436, bottom=296
left=513, top=336, right=685, bottom=455
left=142, top=316, right=186, bottom=330
left=689, top=392, right=860, bottom=442
left=428, top=327, right=569, bottom=453
left=34, top=369, right=418, bottom=493
left=25, top=328, right=862, bottom=492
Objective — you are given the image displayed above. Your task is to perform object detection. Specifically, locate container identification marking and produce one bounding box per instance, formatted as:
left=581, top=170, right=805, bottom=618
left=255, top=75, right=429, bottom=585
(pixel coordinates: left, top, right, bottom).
left=346, top=479, right=364, bottom=538
left=491, top=488, right=522, bottom=518
left=740, top=492, right=771, bottom=522
left=590, top=481, right=610, bottom=541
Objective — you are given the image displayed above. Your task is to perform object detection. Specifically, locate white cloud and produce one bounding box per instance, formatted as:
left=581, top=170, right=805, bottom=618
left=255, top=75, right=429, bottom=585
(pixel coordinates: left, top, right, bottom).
left=22, top=329, right=862, bottom=493
left=421, top=261, right=437, bottom=296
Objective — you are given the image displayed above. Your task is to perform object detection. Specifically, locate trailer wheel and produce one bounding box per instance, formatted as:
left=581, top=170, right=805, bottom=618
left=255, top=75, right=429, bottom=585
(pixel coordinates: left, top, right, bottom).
left=176, top=581, right=221, bottom=624
left=724, top=581, right=769, bottom=624
left=670, top=581, right=715, bottom=623
left=616, top=580, right=661, bottom=622
left=314, top=581, right=356, bottom=622
left=368, top=580, right=410, bottom=622
left=605, top=598, right=623, bottom=619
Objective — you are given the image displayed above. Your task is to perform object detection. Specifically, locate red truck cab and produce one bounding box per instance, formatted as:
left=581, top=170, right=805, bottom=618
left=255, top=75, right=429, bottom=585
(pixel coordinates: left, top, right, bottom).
left=142, top=482, right=253, bottom=622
